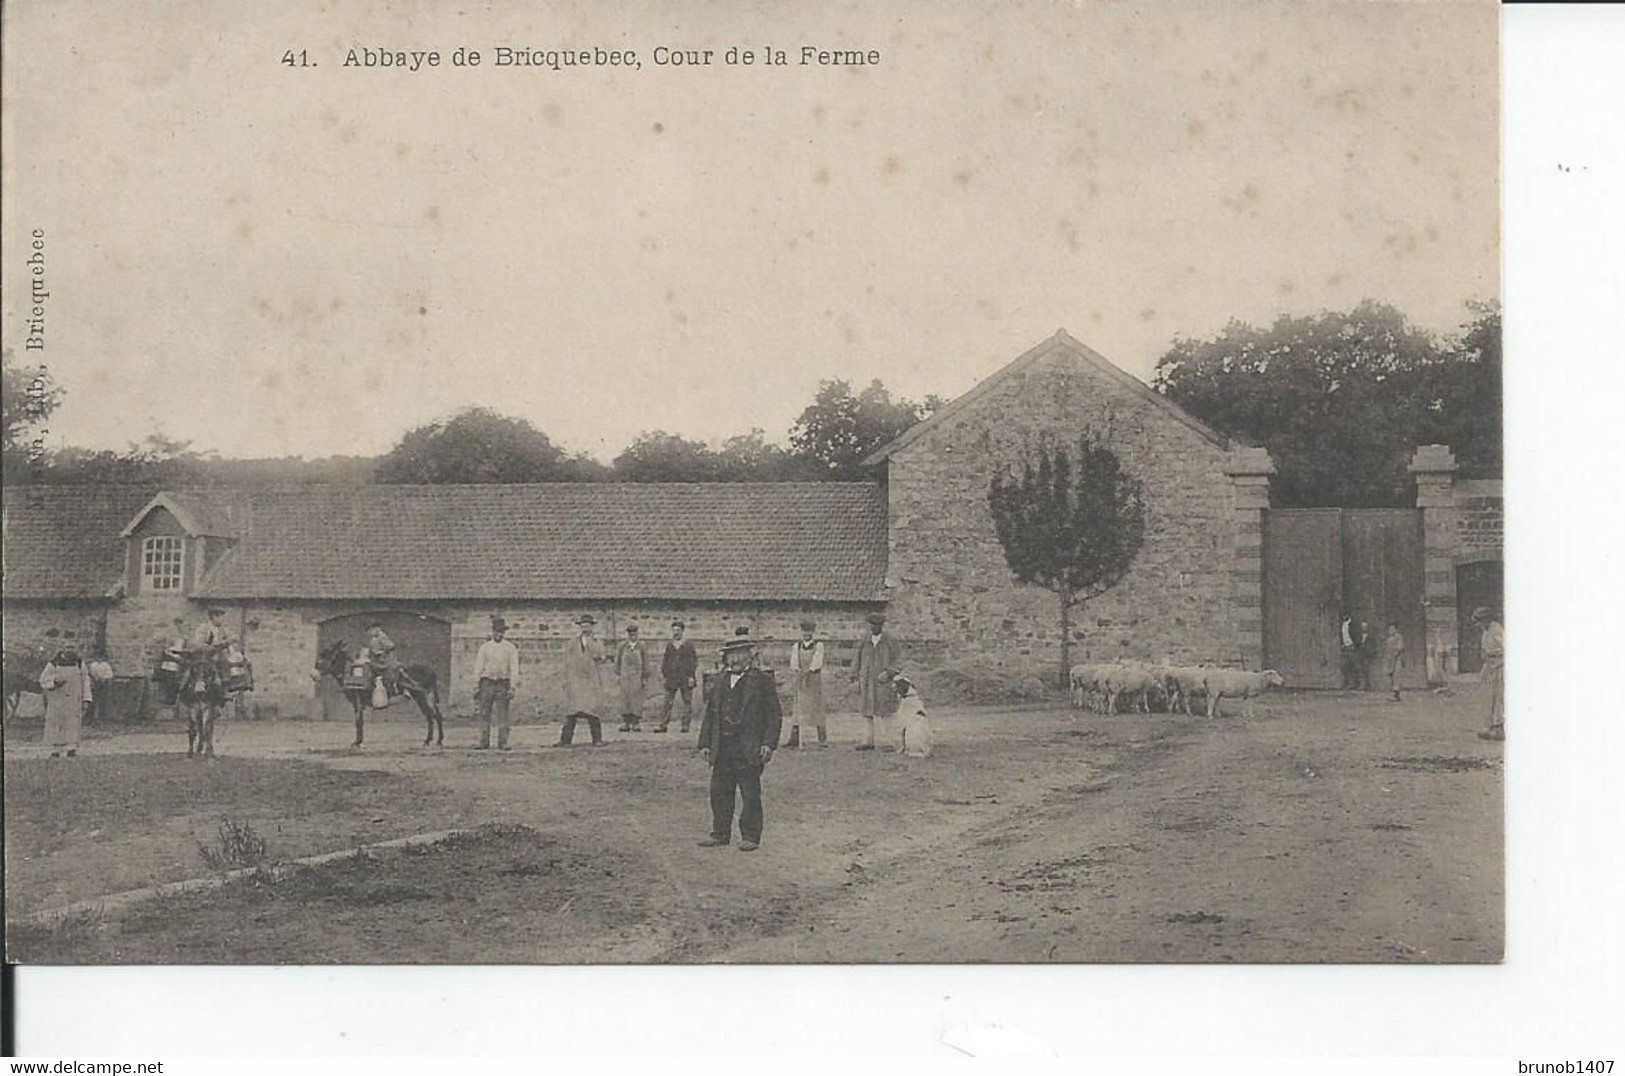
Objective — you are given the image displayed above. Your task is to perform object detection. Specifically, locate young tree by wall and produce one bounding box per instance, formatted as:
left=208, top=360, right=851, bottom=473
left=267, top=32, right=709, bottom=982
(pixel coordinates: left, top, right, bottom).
left=987, top=436, right=1146, bottom=687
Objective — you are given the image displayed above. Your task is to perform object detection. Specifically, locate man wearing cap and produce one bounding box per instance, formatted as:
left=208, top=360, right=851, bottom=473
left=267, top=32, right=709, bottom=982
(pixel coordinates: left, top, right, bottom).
left=697, top=632, right=783, bottom=851
left=1473, top=607, right=1505, bottom=742
left=657, top=620, right=699, bottom=734
left=558, top=614, right=606, bottom=746
left=616, top=624, right=649, bottom=732
left=473, top=616, right=521, bottom=750
left=853, top=611, right=902, bottom=750
left=192, top=607, right=229, bottom=651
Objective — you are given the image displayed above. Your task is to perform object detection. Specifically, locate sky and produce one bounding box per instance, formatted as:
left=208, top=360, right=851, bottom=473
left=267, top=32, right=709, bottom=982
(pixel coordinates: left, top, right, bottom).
left=2, top=0, right=1499, bottom=463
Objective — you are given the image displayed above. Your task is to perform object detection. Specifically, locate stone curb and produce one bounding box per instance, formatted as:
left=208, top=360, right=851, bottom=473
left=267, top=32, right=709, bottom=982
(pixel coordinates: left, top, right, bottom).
left=8, top=827, right=469, bottom=929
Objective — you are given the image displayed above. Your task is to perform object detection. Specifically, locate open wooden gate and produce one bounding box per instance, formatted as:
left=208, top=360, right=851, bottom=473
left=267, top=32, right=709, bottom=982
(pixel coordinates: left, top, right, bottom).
left=1263, top=509, right=1426, bottom=689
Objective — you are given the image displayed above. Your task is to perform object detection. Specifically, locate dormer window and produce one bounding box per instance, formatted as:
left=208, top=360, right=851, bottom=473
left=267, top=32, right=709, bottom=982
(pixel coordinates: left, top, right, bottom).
left=142, top=536, right=185, bottom=591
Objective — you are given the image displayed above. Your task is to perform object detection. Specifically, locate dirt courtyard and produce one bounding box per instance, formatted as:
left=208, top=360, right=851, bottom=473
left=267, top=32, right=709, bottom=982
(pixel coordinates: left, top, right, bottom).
left=3, top=683, right=1503, bottom=964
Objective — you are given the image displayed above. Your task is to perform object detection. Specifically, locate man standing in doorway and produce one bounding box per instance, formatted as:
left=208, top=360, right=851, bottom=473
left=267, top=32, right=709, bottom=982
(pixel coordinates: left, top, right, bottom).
left=657, top=620, right=698, bottom=734
left=697, top=632, right=782, bottom=852
left=853, top=611, right=901, bottom=751
left=473, top=616, right=520, bottom=750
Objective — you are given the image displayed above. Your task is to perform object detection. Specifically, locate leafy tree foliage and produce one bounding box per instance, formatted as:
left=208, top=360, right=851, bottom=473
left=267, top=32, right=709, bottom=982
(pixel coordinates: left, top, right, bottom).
left=374, top=407, right=575, bottom=484
left=789, top=379, right=942, bottom=480
left=1152, top=301, right=1501, bottom=506
left=40, top=434, right=211, bottom=485
left=988, top=436, right=1146, bottom=687
left=613, top=431, right=724, bottom=482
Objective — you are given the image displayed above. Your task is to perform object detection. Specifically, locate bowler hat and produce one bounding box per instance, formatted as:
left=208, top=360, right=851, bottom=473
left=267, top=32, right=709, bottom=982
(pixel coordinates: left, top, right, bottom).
left=671, top=620, right=685, bottom=629
left=720, top=634, right=757, bottom=653
left=626, top=624, right=639, bottom=634
left=799, top=618, right=817, bottom=631
left=491, top=616, right=507, bottom=632
left=867, top=611, right=887, bottom=626
left=576, top=614, right=596, bottom=626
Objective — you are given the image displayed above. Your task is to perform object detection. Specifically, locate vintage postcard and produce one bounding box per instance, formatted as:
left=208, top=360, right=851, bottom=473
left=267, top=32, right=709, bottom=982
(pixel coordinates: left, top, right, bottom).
left=3, top=0, right=1501, bottom=971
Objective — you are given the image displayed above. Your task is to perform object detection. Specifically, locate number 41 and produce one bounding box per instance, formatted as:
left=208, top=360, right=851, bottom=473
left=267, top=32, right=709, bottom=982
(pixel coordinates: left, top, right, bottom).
left=282, top=49, right=312, bottom=67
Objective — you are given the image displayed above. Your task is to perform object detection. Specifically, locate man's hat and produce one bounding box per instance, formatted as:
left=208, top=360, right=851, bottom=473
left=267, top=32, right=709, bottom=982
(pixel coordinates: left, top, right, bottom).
left=55, top=648, right=80, bottom=665
left=576, top=614, right=596, bottom=627
left=867, top=611, right=887, bottom=626
left=626, top=624, right=639, bottom=634
left=800, top=618, right=817, bottom=631
left=671, top=620, right=685, bottom=629
left=1471, top=606, right=1494, bottom=623
left=721, top=631, right=757, bottom=653
left=491, top=616, right=507, bottom=632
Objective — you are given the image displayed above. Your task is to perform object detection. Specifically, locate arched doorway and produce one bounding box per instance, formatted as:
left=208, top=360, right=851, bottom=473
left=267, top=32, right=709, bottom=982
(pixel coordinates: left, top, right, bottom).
left=315, top=610, right=451, bottom=720
left=1455, top=560, right=1503, bottom=673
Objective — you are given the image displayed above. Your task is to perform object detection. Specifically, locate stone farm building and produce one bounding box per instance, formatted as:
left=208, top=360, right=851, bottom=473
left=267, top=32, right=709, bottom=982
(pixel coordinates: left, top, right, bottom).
left=1, top=330, right=1501, bottom=719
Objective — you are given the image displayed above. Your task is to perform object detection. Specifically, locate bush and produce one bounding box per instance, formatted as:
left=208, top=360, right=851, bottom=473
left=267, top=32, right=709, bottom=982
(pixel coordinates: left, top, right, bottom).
left=198, top=819, right=269, bottom=871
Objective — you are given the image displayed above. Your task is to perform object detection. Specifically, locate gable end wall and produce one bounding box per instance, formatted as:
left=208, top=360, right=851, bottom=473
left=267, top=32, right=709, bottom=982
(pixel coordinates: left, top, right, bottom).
left=884, top=349, right=1241, bottom=674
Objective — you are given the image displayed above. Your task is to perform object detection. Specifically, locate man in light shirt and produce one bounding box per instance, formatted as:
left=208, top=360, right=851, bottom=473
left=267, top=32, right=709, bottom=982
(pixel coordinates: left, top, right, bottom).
left=473, top=616, right=521, bottom=750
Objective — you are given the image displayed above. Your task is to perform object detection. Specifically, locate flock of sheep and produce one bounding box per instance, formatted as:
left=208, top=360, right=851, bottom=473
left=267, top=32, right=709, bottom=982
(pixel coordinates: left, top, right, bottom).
left=1069, top=662, right=1286, bottom=719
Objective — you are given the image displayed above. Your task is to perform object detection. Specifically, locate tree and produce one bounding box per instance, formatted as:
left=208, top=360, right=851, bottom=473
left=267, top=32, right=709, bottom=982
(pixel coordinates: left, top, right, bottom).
left=987, top=436, right=1146, bottom=688
left=41, top=434, right=211, bottom=485
left=789, top=379, right=941, bottom=480
left=1413, top=302, right=1501, bottom=479
left=1152, top=301, right=1500, bottom=506
left=375, top=408, right=571, bottom=483
left=613, top=431, right=723, bottom=482
left=716, top=428, right=820, bottom=482
left=1, top=350, right=63, bottom=483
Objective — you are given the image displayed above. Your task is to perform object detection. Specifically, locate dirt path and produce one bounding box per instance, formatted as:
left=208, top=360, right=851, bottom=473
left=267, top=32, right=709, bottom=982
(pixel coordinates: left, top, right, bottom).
left=3, top=686, right=1502, bottom=963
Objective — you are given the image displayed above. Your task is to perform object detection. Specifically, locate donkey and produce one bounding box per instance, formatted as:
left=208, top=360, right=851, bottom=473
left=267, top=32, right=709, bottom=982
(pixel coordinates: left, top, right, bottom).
left=177, top=647, right=230, bottom=758
left=3, top=647, right=50, bottom=720
left=315, top=640, right=444, bottom=748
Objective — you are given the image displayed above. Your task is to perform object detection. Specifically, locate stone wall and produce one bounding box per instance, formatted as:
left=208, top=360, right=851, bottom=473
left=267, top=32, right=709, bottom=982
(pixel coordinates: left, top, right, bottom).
left=1, top=601, right=107, bottom=657
left=884, top=343, right=1244, bottom=678
left=1454, top=479, right=1504, bottom=561
left=222, top=599, right=885, bottom=723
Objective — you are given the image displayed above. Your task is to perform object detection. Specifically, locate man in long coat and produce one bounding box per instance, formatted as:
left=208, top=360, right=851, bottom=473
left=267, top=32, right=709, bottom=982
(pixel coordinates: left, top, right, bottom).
left=697, top=633, right=783, bottom=851
left=853, top=611, right=902, bottom=751
left=558, top=614, right=606, bottom=746
left=615, top=624, right=648, bottom=732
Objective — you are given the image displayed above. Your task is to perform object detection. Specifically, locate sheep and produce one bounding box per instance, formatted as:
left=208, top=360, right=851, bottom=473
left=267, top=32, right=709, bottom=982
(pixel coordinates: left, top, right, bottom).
left=1201, top=668, right=1285, bottom=718
left=1100, top=662, right=1160, bottom=714
left=1068, top=663, right=1101, bottom=710
left=1163, top=665, right=1213, bottom=716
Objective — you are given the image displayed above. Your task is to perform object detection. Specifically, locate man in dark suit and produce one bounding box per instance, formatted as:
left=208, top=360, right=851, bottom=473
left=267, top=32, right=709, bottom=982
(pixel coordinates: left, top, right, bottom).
left=697, top=632, right=783, bottom=852
left=657, top=619, right=699, bottom=734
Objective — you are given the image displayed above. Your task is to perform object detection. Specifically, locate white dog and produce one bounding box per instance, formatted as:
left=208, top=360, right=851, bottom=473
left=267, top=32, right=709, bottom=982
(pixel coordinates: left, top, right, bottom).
left=892, top=676, right=933, bottom=758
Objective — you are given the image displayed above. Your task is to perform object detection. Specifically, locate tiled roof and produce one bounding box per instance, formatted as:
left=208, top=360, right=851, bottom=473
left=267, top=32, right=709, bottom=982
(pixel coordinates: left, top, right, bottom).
left=4, top=483, right=889, bottom=602
left=201, top=483, right=888, bottom=601
left=2, top=485, right=158, bottom=599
